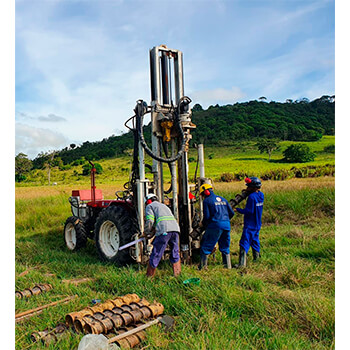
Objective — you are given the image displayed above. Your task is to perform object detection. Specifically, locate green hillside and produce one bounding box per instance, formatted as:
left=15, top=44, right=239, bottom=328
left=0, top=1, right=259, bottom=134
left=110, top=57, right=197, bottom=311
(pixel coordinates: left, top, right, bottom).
left=18, top=136, right=334, bottom=187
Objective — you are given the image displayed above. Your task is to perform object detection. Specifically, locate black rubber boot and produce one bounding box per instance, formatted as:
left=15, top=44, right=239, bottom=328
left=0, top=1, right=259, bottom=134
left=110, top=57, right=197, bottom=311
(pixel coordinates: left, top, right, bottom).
left=252, top=249, right=260, bottom=261
left=234, top=247, right=247, bottom=268
left=198, top=255, right=209, bottom=270
left=222, top=253, right=232, bottom=269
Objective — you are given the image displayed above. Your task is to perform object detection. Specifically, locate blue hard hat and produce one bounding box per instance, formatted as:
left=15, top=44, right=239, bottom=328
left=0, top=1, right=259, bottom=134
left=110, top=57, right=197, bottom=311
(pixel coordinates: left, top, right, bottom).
left=245, top=177, right=262, bottom=188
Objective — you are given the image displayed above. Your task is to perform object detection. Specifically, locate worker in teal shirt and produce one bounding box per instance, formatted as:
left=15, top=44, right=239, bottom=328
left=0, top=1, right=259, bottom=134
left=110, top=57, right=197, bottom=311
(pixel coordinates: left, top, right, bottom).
left=234, top=177, right=264, bottom=268
left=199, top=183, right=234, bottom=270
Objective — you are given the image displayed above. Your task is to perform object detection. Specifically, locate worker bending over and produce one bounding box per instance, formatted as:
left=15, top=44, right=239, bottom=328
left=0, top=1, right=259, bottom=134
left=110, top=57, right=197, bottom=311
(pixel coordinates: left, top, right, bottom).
left=199, top=184, right=234, bottom=270
left=234, top=177, right=264, bottom=268
left=144, top=194, right=181, bottom=277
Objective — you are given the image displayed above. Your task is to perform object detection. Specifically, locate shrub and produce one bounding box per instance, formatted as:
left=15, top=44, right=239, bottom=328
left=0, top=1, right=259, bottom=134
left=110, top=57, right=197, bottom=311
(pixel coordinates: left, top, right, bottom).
left=234, top=171, right=247, bottom=181
left=259, top=165, right=335, bottom=181
left=15, top=174, right=26, bottom=182
left=71, top=158, right=86, bottom=166
left=283, top=144, right=316, bottom=163
left=82, top=163, right=103, bottom=175
left=59, top=164, right=71, bottom=171
left=220, top=173, right=235, bottom=182
left=323, top=145, right=335, bottom=153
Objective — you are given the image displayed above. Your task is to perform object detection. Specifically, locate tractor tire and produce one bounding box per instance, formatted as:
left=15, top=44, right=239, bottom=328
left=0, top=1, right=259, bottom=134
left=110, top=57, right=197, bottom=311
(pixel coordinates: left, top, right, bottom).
left=64, top=216, right=88, bottom=251
left=94, top=205, right=138, bottom=265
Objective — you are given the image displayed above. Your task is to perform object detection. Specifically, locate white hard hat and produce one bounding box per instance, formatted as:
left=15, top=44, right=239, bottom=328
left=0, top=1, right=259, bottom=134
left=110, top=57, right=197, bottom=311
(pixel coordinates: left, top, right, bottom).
left=144, top=193, right=158, bottom=204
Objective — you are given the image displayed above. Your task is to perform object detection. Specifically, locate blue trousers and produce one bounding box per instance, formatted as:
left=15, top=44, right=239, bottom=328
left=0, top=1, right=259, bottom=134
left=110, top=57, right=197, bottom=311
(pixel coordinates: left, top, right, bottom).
left=239, top=227, right=260, bottom=253
left=149, top=231, right=180, bottom=268
left=200, top=228, right=230, bottom=257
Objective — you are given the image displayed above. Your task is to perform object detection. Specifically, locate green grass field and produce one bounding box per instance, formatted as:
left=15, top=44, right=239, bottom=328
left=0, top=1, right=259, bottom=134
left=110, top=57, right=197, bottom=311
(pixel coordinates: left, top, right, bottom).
left=15, top=177, right=335, bottom=349
left=18, top=136, right=335, bottom=187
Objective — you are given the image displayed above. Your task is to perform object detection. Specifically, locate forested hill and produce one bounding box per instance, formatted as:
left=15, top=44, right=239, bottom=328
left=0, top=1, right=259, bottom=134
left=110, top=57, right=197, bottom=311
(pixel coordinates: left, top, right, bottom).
left=33, top=95, right=334, bottom=168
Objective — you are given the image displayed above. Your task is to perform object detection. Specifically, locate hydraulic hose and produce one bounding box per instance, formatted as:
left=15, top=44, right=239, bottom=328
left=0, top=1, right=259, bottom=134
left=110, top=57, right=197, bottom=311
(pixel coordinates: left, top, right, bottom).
left=136, top=100, right=188, bottom=164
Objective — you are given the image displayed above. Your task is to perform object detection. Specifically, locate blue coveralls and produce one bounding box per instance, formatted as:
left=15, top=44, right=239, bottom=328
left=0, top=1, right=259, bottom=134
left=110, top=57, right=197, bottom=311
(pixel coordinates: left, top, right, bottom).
left=236, top=191, right=264, bottom=253
left=200, top=190, right=234, bottom=258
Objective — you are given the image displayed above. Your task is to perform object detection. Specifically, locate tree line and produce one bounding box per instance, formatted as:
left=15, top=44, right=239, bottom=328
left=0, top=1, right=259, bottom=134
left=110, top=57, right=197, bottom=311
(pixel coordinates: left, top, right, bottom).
left=190, top=95, right=334, bottom=145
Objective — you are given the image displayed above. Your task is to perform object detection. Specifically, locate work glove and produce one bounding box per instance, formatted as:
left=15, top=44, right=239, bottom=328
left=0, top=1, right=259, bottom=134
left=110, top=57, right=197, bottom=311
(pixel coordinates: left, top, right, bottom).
left=144, top=227, right=156, bottom=239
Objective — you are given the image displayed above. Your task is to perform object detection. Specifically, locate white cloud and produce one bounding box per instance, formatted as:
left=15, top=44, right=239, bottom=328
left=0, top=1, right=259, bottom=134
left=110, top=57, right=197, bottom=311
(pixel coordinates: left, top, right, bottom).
left=15, top=111, right=34, bottom=121
left=38, top=113, right=66, bottom=122
left=191, top=87, right=246, bottom=108
left=15, top=123, right=68, bottom=159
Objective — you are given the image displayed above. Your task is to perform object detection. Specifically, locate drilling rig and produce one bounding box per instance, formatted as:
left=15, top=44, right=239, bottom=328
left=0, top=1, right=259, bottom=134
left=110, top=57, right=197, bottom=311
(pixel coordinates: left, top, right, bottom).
left=64, top=45, right=211, bottom=265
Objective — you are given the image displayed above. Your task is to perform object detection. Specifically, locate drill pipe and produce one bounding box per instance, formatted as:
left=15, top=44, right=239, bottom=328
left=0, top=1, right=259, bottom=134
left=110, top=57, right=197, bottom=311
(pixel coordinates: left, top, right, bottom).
left=82, top=302, right=164, bottom=334
left=65, top=293, right=140, bottom=327
left=73, top=299, right=150, bottom=333
left=30, top=323, right=68, bottom=346
left=230, top=189, right=249, bottom=208
left=106, top=325, right=147, bottom=349
left=15, top=284, right=52, bottom=299
left=16, top=295, right=77, bottom=322
left=77, top=303, right=146, bottom=334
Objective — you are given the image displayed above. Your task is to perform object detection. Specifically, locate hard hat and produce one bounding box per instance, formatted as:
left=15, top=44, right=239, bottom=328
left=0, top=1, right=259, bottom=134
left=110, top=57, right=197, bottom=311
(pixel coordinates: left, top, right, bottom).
left=199, top=183, right=213, bottom=194
left=144, top=193, right=158, bottom=204
left=245, top=177, right=262, bottom=188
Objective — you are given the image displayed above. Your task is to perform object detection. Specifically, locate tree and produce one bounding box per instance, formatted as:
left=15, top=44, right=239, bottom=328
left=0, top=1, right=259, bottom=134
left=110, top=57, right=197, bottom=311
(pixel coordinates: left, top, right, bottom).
left=42, top=150, right=59, bottom=185
left=256, top=139, right=280, bottom=161
left=82, top=162, right=103, bottom=175
left=296, top=97, right=310, bottom=104
left=192, top=103, right=203, bottom=112
left=283, top=144, right=316, bottom=163
left=15, top=153, right=32, bottom=182
left=258, top=96, right=267, bottom=102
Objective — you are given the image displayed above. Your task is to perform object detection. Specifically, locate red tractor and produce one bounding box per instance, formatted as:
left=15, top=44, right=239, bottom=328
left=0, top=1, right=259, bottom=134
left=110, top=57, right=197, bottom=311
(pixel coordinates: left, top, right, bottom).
left=64, top=161, right=140, bottom=265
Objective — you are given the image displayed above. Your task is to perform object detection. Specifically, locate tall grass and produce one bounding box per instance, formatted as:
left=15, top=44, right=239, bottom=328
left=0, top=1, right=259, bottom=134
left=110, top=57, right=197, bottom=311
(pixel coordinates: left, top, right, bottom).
left=15, top=178, right=334, bottom=349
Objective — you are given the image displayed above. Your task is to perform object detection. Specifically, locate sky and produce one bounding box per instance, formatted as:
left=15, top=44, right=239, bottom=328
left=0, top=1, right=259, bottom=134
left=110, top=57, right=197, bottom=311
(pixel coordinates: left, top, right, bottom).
left=15, top=0, right=335, bottom=159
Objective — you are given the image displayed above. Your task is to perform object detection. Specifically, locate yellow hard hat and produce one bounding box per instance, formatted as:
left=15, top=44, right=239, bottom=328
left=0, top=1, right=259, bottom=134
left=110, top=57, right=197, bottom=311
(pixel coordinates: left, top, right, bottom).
left=199, top=183, right=213, bottom=194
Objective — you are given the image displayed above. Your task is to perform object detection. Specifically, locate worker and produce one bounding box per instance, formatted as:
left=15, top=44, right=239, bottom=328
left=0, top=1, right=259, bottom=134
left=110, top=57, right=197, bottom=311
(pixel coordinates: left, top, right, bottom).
left=234, top=177, right=264, bottom=268
left=144, top=193, right=181, bottom=278
left=199, top=184, right=235, bottom=270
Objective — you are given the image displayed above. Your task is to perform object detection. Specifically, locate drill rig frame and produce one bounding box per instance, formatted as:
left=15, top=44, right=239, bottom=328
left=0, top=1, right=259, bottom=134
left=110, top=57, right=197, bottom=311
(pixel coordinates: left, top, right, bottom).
left=124, top=45, right=210, bottom=263
left=64, top=45, right=211, bottom=265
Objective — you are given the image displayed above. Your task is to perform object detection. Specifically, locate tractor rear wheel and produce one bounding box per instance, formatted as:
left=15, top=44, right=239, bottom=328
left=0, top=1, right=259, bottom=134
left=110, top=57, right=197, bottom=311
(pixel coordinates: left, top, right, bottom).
left=94, top=205, right=137, bottom=265
left=64, top=216, right=87, bottom=251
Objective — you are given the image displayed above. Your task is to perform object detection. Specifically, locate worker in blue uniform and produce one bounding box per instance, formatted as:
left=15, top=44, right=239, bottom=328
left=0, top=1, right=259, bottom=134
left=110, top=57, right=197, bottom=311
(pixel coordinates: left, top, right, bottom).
left=199, top=183, right=235, bottom=270
left=234, top=177, right=264, bottom=268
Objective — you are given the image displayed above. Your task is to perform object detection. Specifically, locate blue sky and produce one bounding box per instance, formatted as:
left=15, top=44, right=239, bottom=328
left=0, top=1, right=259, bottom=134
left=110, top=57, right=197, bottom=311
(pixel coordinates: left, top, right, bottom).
left=15, top=0, right=335, bottom=159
